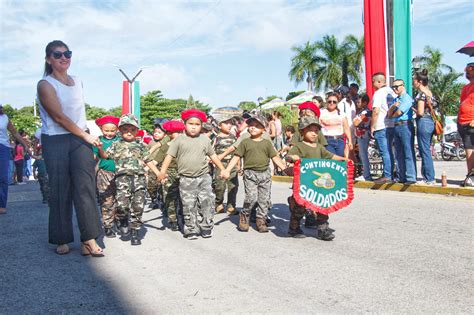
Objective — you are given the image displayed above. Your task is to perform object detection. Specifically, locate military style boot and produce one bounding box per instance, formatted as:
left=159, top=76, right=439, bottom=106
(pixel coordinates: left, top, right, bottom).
left=304, top=211, right=318, bottom=229
left=256, top=217, right=269, bottom=233
left=239, top=212, right=250, bottom=232
left=215, top=204, right=225, bottom=214
left=226, top=206, right=238, bottom=216
left=315, top=223, right=335, bottom=241
left=169, top=221, right=179, bottom=231
left=118, top=218, right=130, bottom=236
left=131, top=229, right=141, bottom=245
left=288, top=216, right=305, bottom=238
left=104, top=227, right=116, bottom=238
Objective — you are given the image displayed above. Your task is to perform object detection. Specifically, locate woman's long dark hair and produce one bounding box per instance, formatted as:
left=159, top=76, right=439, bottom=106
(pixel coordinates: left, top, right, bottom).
left=414, top=69, right=429, bottom=86
left=43, top=40, right=69, bottom=76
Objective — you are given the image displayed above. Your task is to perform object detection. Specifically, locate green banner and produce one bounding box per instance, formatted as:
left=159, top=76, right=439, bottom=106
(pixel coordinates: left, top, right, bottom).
left=293, top=159, right=354, bottom=215
left=394, top=0, right=412, bottom=93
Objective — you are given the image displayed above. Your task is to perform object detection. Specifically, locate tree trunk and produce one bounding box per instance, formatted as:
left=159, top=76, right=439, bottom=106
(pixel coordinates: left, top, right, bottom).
left=342, top=58, right=349, bottom=87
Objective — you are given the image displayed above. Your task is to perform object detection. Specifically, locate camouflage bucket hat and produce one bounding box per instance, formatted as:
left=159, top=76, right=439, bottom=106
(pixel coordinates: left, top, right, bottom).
left=298, top=116, right=321, bottom=130
left=202, top=122, right=214, bottom=131
left=119, top=114, right=139, bottom=128
left=216, top=114, right=234, bottom=124
left=247, top=113, right=268, bottom=128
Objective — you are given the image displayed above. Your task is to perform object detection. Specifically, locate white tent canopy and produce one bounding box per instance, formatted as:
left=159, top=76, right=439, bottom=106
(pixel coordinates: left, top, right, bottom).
left=261, top=98, right=286, bottom=110
left=286, top=91, right=318, bottom=105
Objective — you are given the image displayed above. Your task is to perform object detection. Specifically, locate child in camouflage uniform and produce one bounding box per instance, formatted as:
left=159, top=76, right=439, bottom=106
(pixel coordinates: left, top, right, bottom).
left=159, top=109, right=227, bottom=240
left=32, top=145, right=49, bottom=204
left=286, top=116, right=347, bottom=240
left=146, top=119, right=168, bottom=209
left=154, top=120, right=185, bottom=231
left=213, top=116, right=239, bottom=215
left=221, top=114, right=287, bottom=233
left=99, top=114, right=162, bottom=246
left=93, top=115, right=120, bottom=238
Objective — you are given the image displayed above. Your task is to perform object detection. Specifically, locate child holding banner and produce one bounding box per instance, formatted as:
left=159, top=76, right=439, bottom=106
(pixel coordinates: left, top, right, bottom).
left=286, top=116, right=347, bottom=240
left=221, top=114, right=287, bottom=233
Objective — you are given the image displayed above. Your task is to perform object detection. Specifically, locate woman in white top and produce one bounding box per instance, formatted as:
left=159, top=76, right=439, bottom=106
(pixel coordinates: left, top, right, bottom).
left=37, top=40, right=103, bottom=256
left=319, top=92, right=352, bottom=158
left=0, top=104, right=30, bottom=214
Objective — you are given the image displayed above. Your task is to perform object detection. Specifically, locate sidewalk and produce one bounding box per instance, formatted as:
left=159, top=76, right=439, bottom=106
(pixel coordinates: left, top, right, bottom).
left=273, top=160, right=474, bottom=197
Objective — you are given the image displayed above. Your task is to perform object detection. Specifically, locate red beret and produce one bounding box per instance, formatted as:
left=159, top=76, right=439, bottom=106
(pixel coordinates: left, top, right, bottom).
left=298, top=101, right=320, bottom=118
left=162, top=120, right=185, bottom=133
left=95, top=115, right=120, bottom=127
left=181, top=109, right=207, bottom=122
left=143, top=136, right=153, bottom=144
left=136, top=130, right=145, bottom=138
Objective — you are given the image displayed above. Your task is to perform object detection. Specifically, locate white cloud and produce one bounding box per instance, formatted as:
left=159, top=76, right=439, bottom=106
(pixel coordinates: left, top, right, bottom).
left=139, top=63, right=193, bottom=97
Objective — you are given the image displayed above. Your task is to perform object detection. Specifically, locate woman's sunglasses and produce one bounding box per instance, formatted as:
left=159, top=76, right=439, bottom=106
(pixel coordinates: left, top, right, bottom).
left=327, top=100, right=338, bottom=104
left=51, top=50, right=72, bottom=59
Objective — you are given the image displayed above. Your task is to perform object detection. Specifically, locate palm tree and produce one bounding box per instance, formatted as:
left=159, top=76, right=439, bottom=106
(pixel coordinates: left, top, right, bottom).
left=289, top=41, right=320, bottom=91
left=312, top=35, right=345, bottom=90
left=342, top=35, right=364, bottom=85
left=414, top=46, right=454, bottom=75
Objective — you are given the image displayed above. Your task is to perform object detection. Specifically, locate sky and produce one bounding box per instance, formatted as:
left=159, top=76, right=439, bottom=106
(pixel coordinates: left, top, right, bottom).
left=0, top=0, right=472, bottom=110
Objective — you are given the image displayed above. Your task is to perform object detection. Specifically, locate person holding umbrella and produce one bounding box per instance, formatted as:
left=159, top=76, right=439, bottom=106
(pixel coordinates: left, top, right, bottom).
left=458, top=62, right=474, bottom=186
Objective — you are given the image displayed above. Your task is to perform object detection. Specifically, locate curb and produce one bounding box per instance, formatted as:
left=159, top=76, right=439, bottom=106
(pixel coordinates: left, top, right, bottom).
left=272, top=176, right=474, bottom=197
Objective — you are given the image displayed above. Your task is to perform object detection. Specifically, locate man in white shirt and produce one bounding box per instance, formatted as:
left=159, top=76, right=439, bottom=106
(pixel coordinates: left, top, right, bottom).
left=370, top=72, right=397, bottom=183
left=336, top=86, right=357, bottom=160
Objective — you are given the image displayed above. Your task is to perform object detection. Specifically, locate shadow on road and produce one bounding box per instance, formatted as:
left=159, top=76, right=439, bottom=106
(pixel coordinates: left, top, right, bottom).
left=0, top=182, right=130, bottom=313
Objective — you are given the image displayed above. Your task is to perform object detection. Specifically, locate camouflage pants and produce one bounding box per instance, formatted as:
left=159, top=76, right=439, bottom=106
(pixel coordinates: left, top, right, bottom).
left=116, top=174, right=146, bottom=230
left=37, top=173, right=50, bottom=202
left=147, top=170, right=160, bottom=203
left=242, top=169, right=271, bottom=219
left=179, top=173, right=214, bottom=236
left=162, top=168, right=180, bottom=223
left=288, top=195, right=329, bottom=226
left=214, top=162, right=238, bottom=208
left=96, top=169, right=117, bottom=228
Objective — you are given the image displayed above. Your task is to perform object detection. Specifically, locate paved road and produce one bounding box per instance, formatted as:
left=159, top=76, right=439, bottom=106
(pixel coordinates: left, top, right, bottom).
left=1, top=180, right=472, bottom=313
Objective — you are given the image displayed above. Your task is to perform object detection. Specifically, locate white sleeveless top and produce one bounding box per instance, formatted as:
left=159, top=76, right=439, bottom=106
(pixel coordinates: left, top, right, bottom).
left=0, top=114, right=10, bottom=147
left=320, top=109, right=344, bottom=137
left=38, top=75, right=87, bottom=135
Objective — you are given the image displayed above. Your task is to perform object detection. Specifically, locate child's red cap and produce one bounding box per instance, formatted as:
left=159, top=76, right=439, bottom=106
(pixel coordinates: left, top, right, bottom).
left=136, top=130, right=145, bottom=138
left=162, top=120, right=185, bottom=133
left=95, top=115, right=120, bottom=127
left=181, top=109, right=207, bottom=122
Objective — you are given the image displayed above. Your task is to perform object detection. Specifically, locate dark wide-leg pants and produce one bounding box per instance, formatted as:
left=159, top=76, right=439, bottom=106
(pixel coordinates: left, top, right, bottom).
left=42, top=134, right=101, bottom=245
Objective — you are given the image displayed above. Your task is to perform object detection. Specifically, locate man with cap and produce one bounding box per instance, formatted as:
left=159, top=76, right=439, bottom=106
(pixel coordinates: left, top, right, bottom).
left=154, top=120, right=185, bottom=231
left=99, top=114, right=163, bottom=245
left=93, top=115, right=120, bottom=237
left=213, top=115, right=239, bottom=215
left=159, top=109, right=227, bottom=240
left=285, top=116, right=347, bottom=240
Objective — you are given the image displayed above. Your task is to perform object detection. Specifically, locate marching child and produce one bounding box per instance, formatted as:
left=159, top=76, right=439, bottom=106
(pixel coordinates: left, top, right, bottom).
left=221, top=114, right=287, bottom=233
left=32, top=145, right=49, bottom=204
left=286, top=116, right=347, bottom=240
left=158, top=109, right=227, bottom=240
left=93, top=115, right=120, bottom=238
left=147, top=119, right=168, bottom=209
left=99, top=114, right=162, bottom=246
left=213, top=116, right=239, bottom=215
left=155, top=120, right=185, bottom=231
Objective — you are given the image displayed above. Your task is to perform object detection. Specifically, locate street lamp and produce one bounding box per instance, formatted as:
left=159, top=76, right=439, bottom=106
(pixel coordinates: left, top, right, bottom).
left=411, top=57, right=422, bottom=73
left=257, top=97, right=264, bottom=110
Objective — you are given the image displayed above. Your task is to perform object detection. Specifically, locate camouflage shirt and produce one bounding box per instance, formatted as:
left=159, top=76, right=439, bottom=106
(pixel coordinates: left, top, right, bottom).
left=106, top=140, right=152, bottom=175
left=213, top=134, right=237, bottom=162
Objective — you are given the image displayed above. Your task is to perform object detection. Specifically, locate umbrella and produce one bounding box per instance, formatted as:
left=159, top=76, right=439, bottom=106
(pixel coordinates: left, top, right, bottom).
left=261, top=98, right=286, bottom=110
left=456, top=41, right=474, bottom=57
left=286, top=91, right=318, bottom=105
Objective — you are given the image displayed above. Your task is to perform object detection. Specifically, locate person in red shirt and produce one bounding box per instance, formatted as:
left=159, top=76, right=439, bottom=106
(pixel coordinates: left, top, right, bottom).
left=458, top=62, right=474, bottom=185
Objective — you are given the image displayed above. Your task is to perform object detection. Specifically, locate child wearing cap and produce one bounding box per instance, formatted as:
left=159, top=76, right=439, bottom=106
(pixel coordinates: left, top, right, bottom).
left=221, top=114, right=287, bottom=233
left=93, top=115, right=120, bottom=238
left=286, top=116, right=347, bottom=240
left=158, top=109, right=227, bottom=240
left=32, top=144, right=49, bottom=204
left=99, top=114, right=162, bottom=246
left=213, top=116, right=239, bottom=215
left=154, top=120, right=185, bottom=231
left=146, top=120, right=168, bottom=209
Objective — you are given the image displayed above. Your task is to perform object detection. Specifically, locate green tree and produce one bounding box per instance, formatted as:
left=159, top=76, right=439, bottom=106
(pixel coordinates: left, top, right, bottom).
left=342, top=34, right=364, bottom=86
left=108, top=106, right=123, bottom=117
left=285, top=90, right=306, bottom=101
left=413, top=46, right=462, bottom=116
left=2, top=104, right=40, bottom=135
left=85, top=103, right=109, bottom=120
left=289, top=41, right=321, bottom=91
left=312, top=35, right=346, bottom=90
left=238, top=101, right=257, bottom=111
left=266, top=105, right=298, bottom=128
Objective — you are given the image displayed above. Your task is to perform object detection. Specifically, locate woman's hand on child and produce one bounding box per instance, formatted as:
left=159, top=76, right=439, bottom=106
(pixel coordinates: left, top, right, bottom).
left=220, top=169, right=230, bottom=179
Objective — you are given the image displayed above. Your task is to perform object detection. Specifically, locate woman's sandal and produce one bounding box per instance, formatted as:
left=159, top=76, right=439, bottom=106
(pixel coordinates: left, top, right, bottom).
left=81, top=241, right=104, bottom=257
left=56, top=244, right=70, bottom=255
